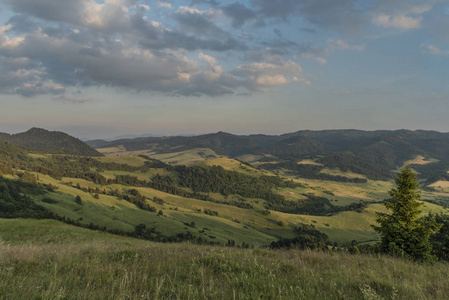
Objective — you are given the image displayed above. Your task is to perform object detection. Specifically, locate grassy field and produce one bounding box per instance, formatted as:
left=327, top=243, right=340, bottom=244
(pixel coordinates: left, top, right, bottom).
left=193, top=157, right=274, bottom=176
left=97, top=148, right=220, bottom=165
left=1, top=218, right=448, bottom=300
left=96, top=155, right=148, bottom=167
left=10, top=152, right=443, bottom=246
left=4, top=150, right=449, bottom=249
left=403, top=155, right=439, bottom=167
left=32, top=170, right=448, bottom=245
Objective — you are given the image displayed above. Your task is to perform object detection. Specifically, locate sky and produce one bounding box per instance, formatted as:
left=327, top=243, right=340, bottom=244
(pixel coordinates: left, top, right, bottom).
left=0, top=0, right=448, bottom=139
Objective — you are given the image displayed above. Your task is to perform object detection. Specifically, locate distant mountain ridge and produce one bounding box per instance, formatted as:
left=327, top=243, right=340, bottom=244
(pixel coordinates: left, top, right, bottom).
left=87, top=129, right=449, bottom=181
left=0, top=128, right=102, bottom=157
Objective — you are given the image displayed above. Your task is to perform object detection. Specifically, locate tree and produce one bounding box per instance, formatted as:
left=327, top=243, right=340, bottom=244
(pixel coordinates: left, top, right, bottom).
left=373, top=167, right=441, bottom=261
left=430, top=214, right=449, bottom=261
left=75, top=195, right=83, bottom=205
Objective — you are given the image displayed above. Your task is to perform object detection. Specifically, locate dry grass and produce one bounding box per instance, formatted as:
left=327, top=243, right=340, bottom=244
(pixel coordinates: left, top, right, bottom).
left=403, top=155, right=439, bottom=167
left=319, top=168, right=367, bottom=179
left=297, top=159, right=323, bottom=166
left=429, top=181, right=449, bottom=188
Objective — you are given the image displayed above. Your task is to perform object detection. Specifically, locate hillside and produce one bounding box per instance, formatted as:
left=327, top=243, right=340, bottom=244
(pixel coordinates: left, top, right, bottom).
left=1, top=127, right=449, bottom=251
left=0, top=128, right=102, bottom=156
left=0, top=218, right=448, bottom=299
left=89, top=129, right=449, bottom=182
left=1, top=143, right=448, bottom=247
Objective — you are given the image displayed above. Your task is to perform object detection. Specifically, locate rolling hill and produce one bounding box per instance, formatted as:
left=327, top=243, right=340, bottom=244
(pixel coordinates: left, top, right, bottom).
left=0, top=127, right=102, bottom=156
left=88, top=129, right=449, bottom=182
left=1, top=127, right=449, bottom=250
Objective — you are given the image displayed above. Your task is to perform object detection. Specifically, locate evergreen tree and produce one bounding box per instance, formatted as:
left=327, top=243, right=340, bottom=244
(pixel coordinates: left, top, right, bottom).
left=373, top=167, right=441, bottom=261
left=75, top=195, right=83, bottom=205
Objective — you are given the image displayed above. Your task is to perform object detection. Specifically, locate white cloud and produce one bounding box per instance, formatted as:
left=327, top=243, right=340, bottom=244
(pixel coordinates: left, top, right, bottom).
left=234, top=58, right=306, bottom=90
left=198, top=53, right=217, bottom=66
left=256, top=74, right=288, bottom=87
left=301, top=53, right=327, bottom=65
left=133, top=4, right=150, bottom=11
left=420, top=44, right=449, bottom=55
left=156, top=2, right=172, bottom=9
left=373, top=14, right=422, bottom=29
left=292, top=76, right=311, bottom=85
left=327, top=39, right=365, bottom=51
left=372, top=5, right=432, bottom=30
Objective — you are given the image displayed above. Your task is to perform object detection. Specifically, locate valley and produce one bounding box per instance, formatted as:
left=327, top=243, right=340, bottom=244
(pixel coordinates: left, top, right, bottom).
left=1, top=128, right=449, bottom=247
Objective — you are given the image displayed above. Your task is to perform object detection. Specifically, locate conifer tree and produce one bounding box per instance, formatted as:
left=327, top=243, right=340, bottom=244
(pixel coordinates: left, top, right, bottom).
left=373, top=166, right=441, bottom=261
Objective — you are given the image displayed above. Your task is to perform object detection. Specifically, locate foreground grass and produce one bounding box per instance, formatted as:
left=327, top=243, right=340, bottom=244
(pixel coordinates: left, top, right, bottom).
left=1, top=219, right=448, bottom=299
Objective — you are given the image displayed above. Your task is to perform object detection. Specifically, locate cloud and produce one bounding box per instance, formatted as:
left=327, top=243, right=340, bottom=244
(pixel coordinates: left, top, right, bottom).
left=156, top=2, right=172, bottom=9
left=4, top=0, right=135, bottom=32
left=256, top=74, right=288, bottom=87
left=222, top=2, right=256, bottom=27
left=250, top=0, right=300, bottom=21
left=52, top=95, right=89, bottom=104
left=247, top=0, right=367, bottom=34
left=133, top=4, right=150, bottom=12
left=0, top=27, right=201, bottom=94
left=0, top=0, right=316, bottom=98
left=198, top=52, right=217, bottom=66
left=189, top=0, right=219, bottom=6
left=233, top=57, right=307, bottom=91
left=420, top=44, right=449, bottom=55
left=372, top=4, right=432, bottom=29
left=292, top=76, right=311, bottom=85
left=5, top=0, right=242, bottom=53
left=174, top=6, right=228, bottom=38
left=373, top=14, right=422, bottom=29
left=301, top=53, right=327, bottom=65
left=327, top=39, right=365, bottom=51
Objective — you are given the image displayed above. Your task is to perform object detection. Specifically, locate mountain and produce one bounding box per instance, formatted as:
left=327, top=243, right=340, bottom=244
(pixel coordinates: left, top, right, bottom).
left=0, top=128, right=103, bottom=157
left=87, top=129, right=449, bottom=181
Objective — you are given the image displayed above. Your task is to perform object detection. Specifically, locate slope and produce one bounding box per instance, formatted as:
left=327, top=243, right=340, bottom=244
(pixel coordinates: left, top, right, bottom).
left=0, top=127, right=102, bottom=156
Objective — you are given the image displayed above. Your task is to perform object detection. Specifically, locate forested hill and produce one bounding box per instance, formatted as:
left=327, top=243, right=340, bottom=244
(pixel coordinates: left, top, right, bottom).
left=0, top=128, right=102, bottom=157
left=88, top=129, right=449, bottom=181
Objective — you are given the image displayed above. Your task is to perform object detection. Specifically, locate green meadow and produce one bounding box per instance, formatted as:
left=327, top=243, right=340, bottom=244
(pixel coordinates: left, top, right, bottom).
left=1, top=218, right=448, bottom=300
left=9, top=152, right=445, bottom=247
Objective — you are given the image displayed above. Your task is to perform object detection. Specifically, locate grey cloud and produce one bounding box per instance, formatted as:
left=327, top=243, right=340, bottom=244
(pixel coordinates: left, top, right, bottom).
left=6, top=0, right=244, bottom=53
left=221, top=0, right=367, bottom=34
left=176, top=70, right=247, bottom=97
left=176, top=81, right=234, bottom=97
left=222, top=2, right=256, bottom=27
left=273, top=28, right=282, bottom=38
left=4, top=0, right=138, bottom=33
left=3, top=0, right=85, bottom=25
left=300, top=28, right=317, bottom=34
left=52, top=95, right=89, bottom=104
left=0, top=28, right=200, bottom=94
left=173, top=7, right=229, bottom=39
left=262, top=38, right=327, bottom=58
left=138, top=28, right=242, bottom=52
left=189, top=0, right=220, bottom=6
left=250, top=0, right=300, bottom=20
left=79, top=47, right=103, bottom=58
left=129, top=8, right=244, bottom=52
left=6, top=14, right=38, bottom=33
left=16, top=83, right=65, bottom=97
left=0, top=26, right=250, bottom=97
left=0, top=0, right=311, bottom=98
left=296, top=0, right=367, bottom=34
